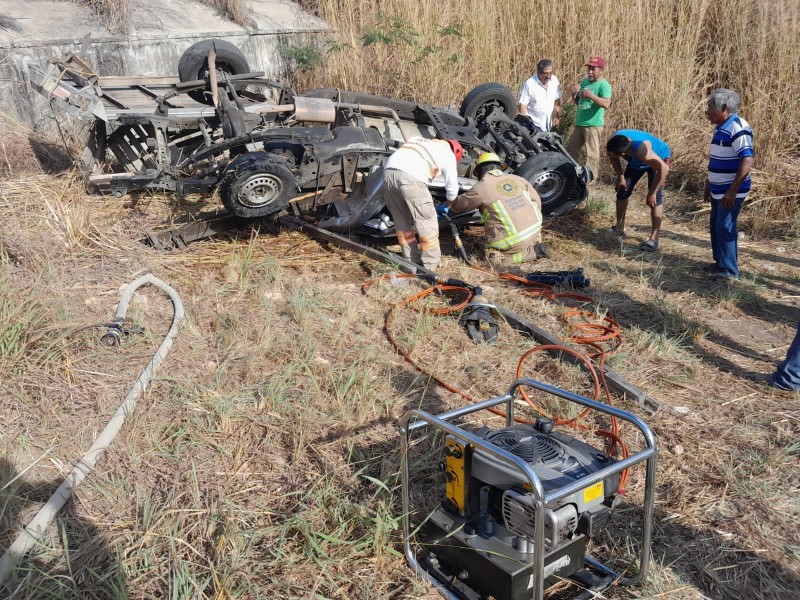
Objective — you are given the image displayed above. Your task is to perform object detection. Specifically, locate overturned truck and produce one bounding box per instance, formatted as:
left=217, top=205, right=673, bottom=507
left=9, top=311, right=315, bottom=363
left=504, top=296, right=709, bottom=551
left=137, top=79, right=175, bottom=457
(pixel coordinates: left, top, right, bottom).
left=30, top=39, right=591, bottom=235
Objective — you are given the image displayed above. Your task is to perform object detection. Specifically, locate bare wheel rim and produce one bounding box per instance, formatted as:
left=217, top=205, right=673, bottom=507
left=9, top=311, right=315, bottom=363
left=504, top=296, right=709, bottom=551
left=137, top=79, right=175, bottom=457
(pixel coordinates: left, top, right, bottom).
left=531, top=170, right=566, bottom=202
left=237, top=173, right=284, bottom=207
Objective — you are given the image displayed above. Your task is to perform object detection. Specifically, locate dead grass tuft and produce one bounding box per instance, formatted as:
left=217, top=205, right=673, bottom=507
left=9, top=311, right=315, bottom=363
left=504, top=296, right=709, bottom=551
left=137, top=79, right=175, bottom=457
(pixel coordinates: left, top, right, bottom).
left=0, top=113, right=72, bottom=180
left=71, top=0, right=131, bottom=35
left=1, top=146, right=799, bottom=597
left=0, top=15, right=21, bottom=33
left=198, top=0, right=254, bottom=29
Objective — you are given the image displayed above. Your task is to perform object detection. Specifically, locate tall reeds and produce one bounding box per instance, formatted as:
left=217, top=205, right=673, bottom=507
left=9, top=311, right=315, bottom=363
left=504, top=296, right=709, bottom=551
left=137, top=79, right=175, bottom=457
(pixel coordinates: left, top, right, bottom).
left=295, top=0, right=800, bottom=231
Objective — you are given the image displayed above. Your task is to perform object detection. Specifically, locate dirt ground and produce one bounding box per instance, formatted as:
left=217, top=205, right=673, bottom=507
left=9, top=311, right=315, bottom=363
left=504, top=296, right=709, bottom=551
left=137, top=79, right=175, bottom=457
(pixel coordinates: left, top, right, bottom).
left=0, top=171, right=798, bottom=599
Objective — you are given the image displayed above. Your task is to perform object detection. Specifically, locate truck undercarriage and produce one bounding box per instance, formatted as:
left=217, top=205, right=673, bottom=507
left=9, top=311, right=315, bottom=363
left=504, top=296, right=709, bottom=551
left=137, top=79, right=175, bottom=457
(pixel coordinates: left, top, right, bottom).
left=30, top=40, right=591, bottom=235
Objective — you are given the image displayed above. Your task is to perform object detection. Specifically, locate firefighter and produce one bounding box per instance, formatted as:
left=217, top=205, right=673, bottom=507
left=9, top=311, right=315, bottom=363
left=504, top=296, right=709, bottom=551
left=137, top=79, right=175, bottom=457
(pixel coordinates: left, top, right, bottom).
left=446, top=152, right=548, bottom=267
left=383, top=137, right=463, bottom=271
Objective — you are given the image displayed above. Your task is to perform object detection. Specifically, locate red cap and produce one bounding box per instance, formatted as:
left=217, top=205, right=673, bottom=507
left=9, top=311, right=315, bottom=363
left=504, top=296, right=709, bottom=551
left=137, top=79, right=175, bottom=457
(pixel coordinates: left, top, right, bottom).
left=586, top=56, right=606, bottom=69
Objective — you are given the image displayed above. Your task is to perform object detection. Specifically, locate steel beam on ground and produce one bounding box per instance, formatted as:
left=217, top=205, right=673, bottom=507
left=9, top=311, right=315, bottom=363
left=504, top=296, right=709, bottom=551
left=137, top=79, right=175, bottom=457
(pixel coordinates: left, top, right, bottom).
left=279, top=215, right=661, bottom=414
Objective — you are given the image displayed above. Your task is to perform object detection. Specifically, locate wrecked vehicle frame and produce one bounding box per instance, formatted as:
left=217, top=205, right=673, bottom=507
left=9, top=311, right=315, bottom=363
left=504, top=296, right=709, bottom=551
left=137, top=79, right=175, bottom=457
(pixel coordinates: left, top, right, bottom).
left=30, top=40, right=591, bottom=235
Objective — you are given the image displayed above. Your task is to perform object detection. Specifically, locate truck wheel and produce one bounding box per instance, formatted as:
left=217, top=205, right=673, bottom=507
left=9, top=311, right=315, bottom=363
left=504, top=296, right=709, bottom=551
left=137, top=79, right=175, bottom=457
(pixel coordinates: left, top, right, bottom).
left=220, top=155, right=295, bottom=218
left=459, top=83, right=518, bottom=122
left=514, top=153, right=578, bottom=216
left=178, top=39, right=250, bottom=105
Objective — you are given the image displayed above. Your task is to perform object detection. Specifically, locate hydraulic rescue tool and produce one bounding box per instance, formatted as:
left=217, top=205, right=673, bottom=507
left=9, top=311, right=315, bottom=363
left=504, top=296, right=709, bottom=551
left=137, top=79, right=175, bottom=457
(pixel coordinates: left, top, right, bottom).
left=400, top=378, right=657, bottom=600
left=280, top=216, right=659, bottom=412
left=416, top=273, right=501, bottom=344
left=458, top=294, right=501, bottom=344
left=526, top=269, right=591, bottom=288
left=443, top=213, right=471, bottom=265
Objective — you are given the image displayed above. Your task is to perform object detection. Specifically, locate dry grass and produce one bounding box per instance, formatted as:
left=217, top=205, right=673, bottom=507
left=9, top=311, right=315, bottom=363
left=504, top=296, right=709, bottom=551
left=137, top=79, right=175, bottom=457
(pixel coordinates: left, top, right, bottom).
left=294, top=0, right=800, bottom=232
left=3, top=3, right=799, bottom=596
left=72, top=0, right=132, bottom=35
left=0, top=113, right=72, bottom=180
left=198, top=0, right=254, bottom=29
left=65, top=0, right=256, bottom=34
left=0, top=158, right=798, bottom=599
left=0, top=15, right=22, bottom=33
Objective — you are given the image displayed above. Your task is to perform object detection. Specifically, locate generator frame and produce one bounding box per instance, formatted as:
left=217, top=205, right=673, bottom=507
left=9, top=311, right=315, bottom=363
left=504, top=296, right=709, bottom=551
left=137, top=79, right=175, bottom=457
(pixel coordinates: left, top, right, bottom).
left=400, top=378, right=658, bottom=600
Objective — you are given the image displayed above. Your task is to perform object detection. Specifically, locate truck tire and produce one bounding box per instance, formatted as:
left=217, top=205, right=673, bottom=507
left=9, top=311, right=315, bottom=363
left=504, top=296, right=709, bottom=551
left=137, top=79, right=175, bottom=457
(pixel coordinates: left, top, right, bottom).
left=459, top=83, right=518, bottom=122
left=514, top=152, right=578, bottom=216
left=178, top=39, right=250, bottom=105
left=220, top=154, right=295, bottom=218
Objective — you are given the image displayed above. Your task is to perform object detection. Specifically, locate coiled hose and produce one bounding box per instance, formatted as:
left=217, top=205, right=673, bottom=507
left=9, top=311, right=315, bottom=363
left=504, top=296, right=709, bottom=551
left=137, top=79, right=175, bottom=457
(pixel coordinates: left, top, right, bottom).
left=363, top=268, right=631, bottom=491
left=0, top=274, right=184, bottom=585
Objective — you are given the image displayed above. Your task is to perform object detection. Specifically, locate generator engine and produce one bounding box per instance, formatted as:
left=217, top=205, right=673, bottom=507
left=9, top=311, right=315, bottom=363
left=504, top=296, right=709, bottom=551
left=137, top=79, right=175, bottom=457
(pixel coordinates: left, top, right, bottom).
left=418, top=417, right=621, bottom=600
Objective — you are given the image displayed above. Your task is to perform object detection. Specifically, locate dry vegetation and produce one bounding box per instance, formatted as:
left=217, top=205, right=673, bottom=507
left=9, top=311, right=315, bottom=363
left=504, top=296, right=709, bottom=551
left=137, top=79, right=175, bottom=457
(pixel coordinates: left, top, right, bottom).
left=2, top=1, right=800, bottom=599
left=67, top=0, right=253, bottom=34
left=0, top=155, right=798, bottom=599
left=198, top=0, right=254, bottom=29
left=294, top=0, right=800, bottom=236
left=73, top=0, right=132, bottom=35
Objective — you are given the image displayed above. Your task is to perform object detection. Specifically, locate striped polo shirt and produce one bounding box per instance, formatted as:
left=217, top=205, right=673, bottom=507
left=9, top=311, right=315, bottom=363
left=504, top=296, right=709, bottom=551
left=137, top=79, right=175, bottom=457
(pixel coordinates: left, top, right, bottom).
left=708, top=114, right=754, bottom=200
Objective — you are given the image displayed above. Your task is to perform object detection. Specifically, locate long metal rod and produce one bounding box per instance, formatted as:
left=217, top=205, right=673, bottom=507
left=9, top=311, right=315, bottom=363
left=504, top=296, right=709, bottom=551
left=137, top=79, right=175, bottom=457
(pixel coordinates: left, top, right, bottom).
left=248, top=100, right=408, bottom=141
left=279, top=216, right=660, bottom=413
left=146, top=212, right=659, bottom=413
left=400, top=408, right=548, bottom=600
left=400, top=378, right=658, bottom=599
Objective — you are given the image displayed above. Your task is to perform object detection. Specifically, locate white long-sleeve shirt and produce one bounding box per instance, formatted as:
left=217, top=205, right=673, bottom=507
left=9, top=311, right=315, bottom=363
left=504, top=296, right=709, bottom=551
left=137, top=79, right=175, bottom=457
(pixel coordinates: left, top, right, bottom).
left=384, top=137, right=459, bottom=201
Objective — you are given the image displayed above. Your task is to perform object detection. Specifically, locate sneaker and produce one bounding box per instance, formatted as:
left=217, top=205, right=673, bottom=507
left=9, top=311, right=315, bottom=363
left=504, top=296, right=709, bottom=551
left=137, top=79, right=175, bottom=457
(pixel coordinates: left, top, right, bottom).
left=771, top=375, right=800, bottom=392
left=608, top=226, right=626, bottom=237
left=639, top=239, right=659, bottom=252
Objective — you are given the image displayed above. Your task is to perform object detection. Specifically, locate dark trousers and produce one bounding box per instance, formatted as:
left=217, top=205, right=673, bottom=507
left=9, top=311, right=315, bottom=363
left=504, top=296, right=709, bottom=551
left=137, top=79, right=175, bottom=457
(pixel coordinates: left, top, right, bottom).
left=616, top=164, right=665, bottom=205
left=772, top=321, right=800, bottom=390
left=514, top=114, right=544, bottom=135
left=709, top=196, right=745, bottom=278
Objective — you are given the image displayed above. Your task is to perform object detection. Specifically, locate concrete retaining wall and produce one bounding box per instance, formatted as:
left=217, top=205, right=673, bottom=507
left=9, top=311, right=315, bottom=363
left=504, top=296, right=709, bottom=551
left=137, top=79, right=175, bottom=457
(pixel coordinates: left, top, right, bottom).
left=0, top=0, right=328, bottom=128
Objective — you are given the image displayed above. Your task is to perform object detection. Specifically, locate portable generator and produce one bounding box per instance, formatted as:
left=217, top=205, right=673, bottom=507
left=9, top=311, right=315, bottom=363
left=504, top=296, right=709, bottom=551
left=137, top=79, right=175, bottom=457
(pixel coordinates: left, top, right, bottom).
left=400, top=378, right=657, bottom=600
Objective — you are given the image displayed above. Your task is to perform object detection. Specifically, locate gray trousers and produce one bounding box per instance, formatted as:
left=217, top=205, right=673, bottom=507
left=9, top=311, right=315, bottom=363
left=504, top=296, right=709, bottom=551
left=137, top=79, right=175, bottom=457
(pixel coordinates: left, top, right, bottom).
left=384, top=169, right=441, bottom=270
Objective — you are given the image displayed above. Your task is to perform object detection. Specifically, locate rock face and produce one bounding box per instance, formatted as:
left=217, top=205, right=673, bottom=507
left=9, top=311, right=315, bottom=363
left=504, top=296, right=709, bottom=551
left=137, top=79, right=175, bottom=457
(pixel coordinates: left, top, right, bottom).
left=0, top=0, right=329, bottom=127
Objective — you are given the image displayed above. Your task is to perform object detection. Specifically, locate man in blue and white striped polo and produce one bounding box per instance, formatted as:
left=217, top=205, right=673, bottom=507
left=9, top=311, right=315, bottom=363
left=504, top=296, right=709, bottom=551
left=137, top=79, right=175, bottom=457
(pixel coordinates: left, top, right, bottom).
left=704, top=88, right=754, bottom=280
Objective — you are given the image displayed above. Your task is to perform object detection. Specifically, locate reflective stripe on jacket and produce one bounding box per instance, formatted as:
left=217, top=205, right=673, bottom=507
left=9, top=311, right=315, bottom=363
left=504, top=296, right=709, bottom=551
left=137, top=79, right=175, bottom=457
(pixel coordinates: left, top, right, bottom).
left=451, top=171, right=542, bottom=253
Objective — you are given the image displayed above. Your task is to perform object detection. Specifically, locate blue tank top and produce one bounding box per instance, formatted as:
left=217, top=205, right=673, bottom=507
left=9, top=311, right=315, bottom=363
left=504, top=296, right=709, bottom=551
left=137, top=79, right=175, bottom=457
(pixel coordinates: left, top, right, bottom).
left=616, top=129, right=670, bottom=170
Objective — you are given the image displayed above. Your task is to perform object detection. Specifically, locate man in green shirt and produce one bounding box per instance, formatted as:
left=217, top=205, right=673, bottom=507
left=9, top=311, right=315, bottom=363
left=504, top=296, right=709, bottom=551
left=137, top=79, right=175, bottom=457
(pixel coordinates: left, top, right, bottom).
left=566, top=56, right=612, bottom=182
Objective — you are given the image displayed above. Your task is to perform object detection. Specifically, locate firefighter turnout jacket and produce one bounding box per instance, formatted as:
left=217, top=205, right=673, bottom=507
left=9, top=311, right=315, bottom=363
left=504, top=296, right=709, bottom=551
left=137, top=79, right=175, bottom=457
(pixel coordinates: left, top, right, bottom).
left=451, top=170, right=543, bottom=257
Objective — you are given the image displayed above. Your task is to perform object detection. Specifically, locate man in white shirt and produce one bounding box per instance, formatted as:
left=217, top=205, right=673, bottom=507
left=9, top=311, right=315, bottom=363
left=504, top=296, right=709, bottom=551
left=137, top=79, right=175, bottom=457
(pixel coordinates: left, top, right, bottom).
left=517, top=59, right=562, bottom=133
left=383, top=137, right=463, bottom=271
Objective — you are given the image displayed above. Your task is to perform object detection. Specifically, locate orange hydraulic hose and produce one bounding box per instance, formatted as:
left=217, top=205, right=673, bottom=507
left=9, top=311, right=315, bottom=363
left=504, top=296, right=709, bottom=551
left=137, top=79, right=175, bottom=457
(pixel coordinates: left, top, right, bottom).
left=362, top=274, right=537, bottom=424
left=362, top=265, right=631, bottom=492
left=488, top=265, right=629, bottom=490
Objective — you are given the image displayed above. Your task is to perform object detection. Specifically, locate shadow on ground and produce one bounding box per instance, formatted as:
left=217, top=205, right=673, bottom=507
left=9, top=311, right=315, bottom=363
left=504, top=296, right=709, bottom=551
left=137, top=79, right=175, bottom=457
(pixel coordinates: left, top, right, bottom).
left=598, top=498, right=800, bottom=600
left=0, top=458, right=127, bottom=600
left=553, top=223, right=800, bottom=380
left=27, top=135, right=73, bottom=174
